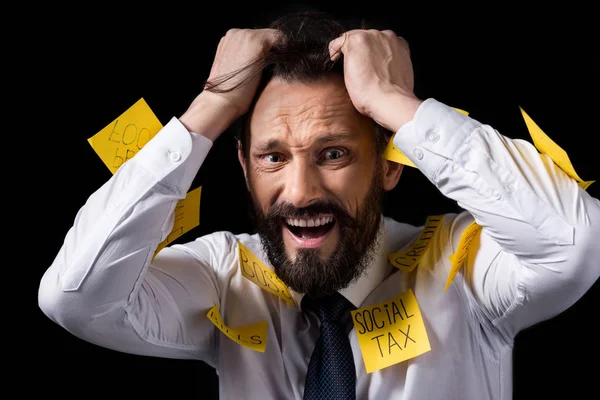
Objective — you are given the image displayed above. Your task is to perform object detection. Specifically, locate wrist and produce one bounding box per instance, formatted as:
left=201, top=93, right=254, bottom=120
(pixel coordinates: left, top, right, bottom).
left=376, top=92, right=423, bottom=133
left=179, top=92, right=240, bottom=141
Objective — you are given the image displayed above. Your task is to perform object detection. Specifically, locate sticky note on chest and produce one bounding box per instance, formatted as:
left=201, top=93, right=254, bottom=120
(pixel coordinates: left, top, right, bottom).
left=238, top=242, right=295, bottom=307
left=351, top=289, right=431, bottom=373
left=207, top=305, right=267, bottom=352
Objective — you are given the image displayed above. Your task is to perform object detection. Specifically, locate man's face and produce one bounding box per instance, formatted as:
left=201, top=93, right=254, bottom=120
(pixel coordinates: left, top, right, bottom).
left=239, top=75, right=400, bottom=297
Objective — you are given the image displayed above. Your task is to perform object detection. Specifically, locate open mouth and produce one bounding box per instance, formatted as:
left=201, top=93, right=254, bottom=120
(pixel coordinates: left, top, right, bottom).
left=283, top=215, right=336, bottom=241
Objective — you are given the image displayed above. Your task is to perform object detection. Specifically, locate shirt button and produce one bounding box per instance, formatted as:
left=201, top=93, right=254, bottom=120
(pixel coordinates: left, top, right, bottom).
left=413, top=148, right=424, bottom=160
left=427, top=131, right=440, bottom=143
left=169, top=151, right=182, bottom=162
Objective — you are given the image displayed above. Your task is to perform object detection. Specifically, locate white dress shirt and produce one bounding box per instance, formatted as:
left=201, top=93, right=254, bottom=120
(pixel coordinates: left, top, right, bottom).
left=38, top=98, right=600, bottom=400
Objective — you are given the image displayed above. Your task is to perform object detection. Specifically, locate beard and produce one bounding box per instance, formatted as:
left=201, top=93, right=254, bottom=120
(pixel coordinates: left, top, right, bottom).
left=248, top=168, right=384, bottom=298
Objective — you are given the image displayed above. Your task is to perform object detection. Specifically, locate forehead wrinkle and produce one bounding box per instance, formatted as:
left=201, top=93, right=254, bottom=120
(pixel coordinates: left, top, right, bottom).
left=257, top=117, right=357, bottom=152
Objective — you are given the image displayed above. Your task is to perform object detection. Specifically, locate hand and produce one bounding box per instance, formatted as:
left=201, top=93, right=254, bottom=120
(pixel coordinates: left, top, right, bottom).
left=180, top=28, right=283, bottom=140
left=329, top=30, right=423, bottom=132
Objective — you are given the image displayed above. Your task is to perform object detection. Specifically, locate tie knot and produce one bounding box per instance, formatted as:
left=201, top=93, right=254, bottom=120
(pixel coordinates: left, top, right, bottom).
left=303, top=292, right=354, bottom=323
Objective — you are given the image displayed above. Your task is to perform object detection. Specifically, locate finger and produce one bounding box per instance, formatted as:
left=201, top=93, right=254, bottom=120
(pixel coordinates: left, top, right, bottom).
left=328, top=32, right=347, bottom=61
left=328, top=29, right=362, bottom=61
left=263, top=28, right=286, bottom=46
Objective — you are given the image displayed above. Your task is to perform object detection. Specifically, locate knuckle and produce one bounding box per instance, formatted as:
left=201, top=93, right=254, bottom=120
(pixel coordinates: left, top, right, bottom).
left=224, top=28, right=240, bottom=37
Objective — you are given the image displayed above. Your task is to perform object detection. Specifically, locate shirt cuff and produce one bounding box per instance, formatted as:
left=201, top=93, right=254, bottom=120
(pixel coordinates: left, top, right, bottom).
left=132, top=117, right=213, bottom=193
left=392, top=98, right=479, bottom=181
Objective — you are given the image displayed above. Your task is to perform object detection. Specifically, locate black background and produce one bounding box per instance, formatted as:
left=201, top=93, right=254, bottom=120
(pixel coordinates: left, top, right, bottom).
left=25, top=2, right=598, bottom=398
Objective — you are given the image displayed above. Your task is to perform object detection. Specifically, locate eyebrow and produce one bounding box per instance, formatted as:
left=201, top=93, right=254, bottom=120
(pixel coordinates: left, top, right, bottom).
left=253, top=132, right=355, bottom=153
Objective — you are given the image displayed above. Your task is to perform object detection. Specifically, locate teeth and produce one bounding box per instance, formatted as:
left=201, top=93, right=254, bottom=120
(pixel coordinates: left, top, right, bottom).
left=285, top=216, right=333, bottom=227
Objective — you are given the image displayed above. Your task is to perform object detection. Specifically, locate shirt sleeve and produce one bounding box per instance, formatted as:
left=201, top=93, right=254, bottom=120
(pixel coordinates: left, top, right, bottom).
left=393, top=98, right=600, bottom=339
left=38, top=117, right=223, bottom=365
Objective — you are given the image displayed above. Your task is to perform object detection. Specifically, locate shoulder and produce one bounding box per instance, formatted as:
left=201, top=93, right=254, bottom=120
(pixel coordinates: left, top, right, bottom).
left=171, top=230, right=263, bottom=272
left=383, top=212, right=473, bottom=256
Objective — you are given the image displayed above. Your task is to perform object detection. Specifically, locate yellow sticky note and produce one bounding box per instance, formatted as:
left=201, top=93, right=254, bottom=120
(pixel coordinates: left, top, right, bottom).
left=238, top=242, right=295, bottom=307
left=384, top=107, right=469, bottom=167
left=206, top=305, right=268, bottom=352
left=388, top=215, right=445, bottom=272
left=444, top=221, right=482, bottom=291
left=154, top=186, right=202, bottom=255
left=88, top=98, right=163, bottom=174
left=351, top=289, right=431, bottom=373
left=383, top=140, right=416, bottom=167
left=520, top=107, right=594, bottom=190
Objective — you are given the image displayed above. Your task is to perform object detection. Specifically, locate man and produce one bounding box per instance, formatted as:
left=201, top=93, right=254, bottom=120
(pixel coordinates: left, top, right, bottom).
left=38, top=11, right=599, bottom=400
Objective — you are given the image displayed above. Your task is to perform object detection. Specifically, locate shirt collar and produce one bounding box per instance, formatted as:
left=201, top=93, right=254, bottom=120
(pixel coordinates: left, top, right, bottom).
left=291, top=217, right=391, bottom=310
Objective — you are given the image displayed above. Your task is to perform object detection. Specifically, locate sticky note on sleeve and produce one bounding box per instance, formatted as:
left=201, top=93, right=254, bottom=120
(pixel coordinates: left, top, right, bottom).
left=207, top=305, right=268, bottom=352
left=520, top=107, right=594, bottom=190
left=384, top=107, right=469, bottom=167
left=154, top=186, right=202, bottom=255
left=88, top=98, right=163, bottom=174
left=444, top=221, right=482, bottom=291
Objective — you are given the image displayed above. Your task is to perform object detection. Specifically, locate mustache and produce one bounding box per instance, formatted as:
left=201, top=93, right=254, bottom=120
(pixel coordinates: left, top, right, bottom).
left=266, top=199, right=346, bottom=219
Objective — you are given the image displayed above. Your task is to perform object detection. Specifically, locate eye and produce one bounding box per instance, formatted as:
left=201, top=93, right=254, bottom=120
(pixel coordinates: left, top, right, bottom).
left=322, top=148, right=346, bottom=161
left=262, top=153, right=286, bottom=164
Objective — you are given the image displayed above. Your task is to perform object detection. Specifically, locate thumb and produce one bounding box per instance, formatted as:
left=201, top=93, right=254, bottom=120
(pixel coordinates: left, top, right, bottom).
left=328, top=32, right=348, bottom=61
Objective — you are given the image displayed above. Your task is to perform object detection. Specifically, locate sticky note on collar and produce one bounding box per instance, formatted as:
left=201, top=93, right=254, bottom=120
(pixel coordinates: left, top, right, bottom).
left=351, top=289, right=431, bottom=373
left=444, top=221, right=482, bottom=291
left=154, top=186, right=202, bottom=256
left=384, top=107, right=469, bottom=167
left=207, top=305, right=267, bottom=352
left=388, top=215, right=445, bottom=272
left=520, top=107, right=594, bottom=190
left=238, top=242, right=295, bottom=307
left=88, top=98, right=163, bottom=175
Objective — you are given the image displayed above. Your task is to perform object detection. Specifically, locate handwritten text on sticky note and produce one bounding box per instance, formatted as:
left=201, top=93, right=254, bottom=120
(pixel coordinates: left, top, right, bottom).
left=351, top=289, right=431, bottom=373
left=88, top=98, right=163, bottom=174
left=207, top=305, right=267, bottom=352
left=444, top=221, right=482, bottom=291
left=388, top=215, right=445, bottom=272
left=154, top=186, right=202, bottom=255
left=520, top=107, right=594, bottom=190
left=238, top=242, right=295, bottom=307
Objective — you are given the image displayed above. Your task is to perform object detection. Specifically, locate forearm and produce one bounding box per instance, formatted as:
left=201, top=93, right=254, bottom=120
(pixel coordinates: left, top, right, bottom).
left=179, top=91, right=240, bottom=141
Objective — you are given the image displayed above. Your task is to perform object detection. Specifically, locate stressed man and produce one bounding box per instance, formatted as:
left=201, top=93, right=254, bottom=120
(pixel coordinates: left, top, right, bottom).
left=38, top=11, right=600, bottom=400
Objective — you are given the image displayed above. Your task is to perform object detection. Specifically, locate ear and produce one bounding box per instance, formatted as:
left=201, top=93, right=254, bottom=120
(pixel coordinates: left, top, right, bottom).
left=382, top=159, right=404, bottom=191
left=237, top=141, right=249, bottom=189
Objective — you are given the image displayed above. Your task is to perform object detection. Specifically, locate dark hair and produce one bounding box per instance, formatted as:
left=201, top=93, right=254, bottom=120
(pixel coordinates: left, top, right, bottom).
left=204, top=11, right=391, bottom=159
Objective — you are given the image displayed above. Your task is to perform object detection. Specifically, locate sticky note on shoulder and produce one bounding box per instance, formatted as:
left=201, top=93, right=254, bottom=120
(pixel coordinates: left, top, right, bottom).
left=384, top=107, right=469, bottom=167
left=351, top=289, right=431, bottom=373
left=444, top=221, right=482, bottom=291
left=88, top=98, right=163, bottom=174
left=238, top=242, right=295, bottom=307
left=207, top=305, right=267, bottom=352
left=520, top=107, right=594, bottom=190
left=388, top=215, right=445, bottom=272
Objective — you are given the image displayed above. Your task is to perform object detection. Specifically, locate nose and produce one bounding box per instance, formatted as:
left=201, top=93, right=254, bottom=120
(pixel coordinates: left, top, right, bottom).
left=281, top=157, right=323, bottom=209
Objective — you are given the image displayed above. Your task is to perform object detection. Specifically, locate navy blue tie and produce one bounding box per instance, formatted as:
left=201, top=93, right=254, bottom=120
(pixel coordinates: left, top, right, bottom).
left=303, top=292, right=357, bottom=400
